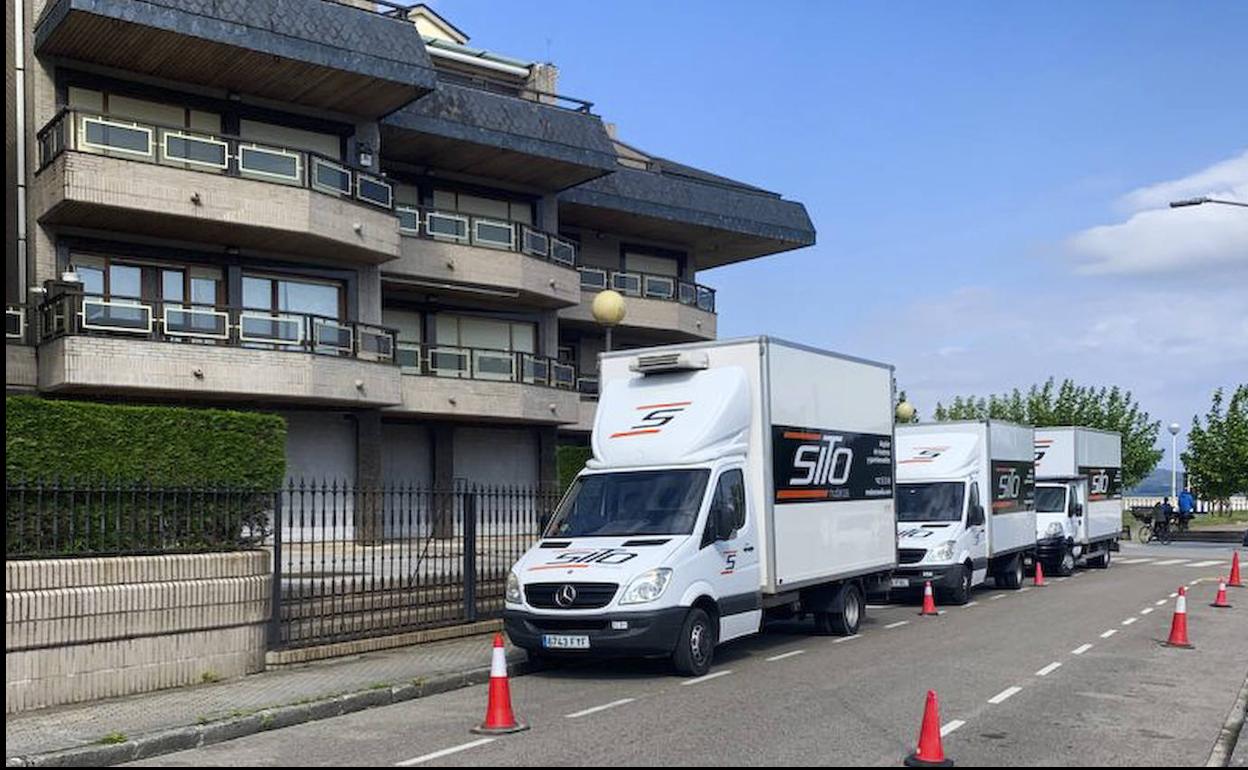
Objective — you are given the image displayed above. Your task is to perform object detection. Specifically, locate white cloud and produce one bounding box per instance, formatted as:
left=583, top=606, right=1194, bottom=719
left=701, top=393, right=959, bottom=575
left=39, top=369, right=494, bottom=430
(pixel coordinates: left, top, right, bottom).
left=1067, top=150, right=1248, bottom=276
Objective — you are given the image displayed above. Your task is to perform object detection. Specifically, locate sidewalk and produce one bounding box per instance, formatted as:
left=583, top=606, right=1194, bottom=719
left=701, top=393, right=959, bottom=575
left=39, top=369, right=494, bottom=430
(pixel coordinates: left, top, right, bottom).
left=5, top=629, right=530, bottom=767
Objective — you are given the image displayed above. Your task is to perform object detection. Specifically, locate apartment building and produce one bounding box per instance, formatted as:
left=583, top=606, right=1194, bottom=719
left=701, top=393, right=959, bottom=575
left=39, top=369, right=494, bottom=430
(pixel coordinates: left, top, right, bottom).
left=5, top=0, right=815, bottom=489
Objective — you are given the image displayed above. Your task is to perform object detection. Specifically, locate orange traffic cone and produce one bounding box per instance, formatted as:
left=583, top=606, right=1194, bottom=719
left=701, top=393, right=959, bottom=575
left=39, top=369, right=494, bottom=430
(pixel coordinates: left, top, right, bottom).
left=1228, top=552, right=1243, bottom=588
left=1211, top=580, right=1232, bottom=609
left=904, top=690, right=954, bottom=767
left=1033, top=561, right=1047, bottom=588
left=1162, top=587, right=1195, bottom=649
left=918, top=580, right=939, bottom=616
left=472, top=634, right=528, bottom=734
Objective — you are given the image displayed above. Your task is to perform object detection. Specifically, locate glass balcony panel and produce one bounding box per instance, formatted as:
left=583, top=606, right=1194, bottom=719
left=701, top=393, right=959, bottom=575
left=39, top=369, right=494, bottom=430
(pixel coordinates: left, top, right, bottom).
left=163, top=306, right=229, bottom=339
left=162, top=131, right=228, bottom=169
left=644, top=275, right=675, bottom=300
left=79, top=116, right=153, bottom=158
left=426, top=211, right=470, bottom=243
left=550, top=238, right=577, bottom=266
left=81, top=299, right=152, bottom=333
left=358, top=327, right=395, bottom=362
left=521, top=228, right=550, bottom=258
left=473, top=219, right=515, bottom=250
left=474, top=349, right=515, bottom=381
left=579, top=268, right=608, bottom=290
left=239, top=313, right=303, bottom=345
left=429, top=347, right=469, bottom=377
left=396, top=207, right=421, bottom=233
left=552, top=363, right=576, bottom=389
left=313, top=319, right=354, bottom=354
left=311, top=157, right=351, bottom=196
left=697, top=286, right=715, bottom=312
left=239, top=144, right=302, bottom=183
left=611, top=272, right=642, bottom=297
left=6, top=308, right=24, bottom=340
left=357, top=174, right=393, bottom=208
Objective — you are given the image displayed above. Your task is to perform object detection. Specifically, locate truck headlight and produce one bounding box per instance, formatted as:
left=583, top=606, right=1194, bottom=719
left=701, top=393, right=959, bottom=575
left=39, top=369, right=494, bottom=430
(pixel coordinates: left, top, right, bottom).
left=930, top=541, right=956, bottom=562
left=505, top=571, right=522, bottom=605
left=619, top=568, right=673, bottom=605
left=1045, top=522, right=1064, bottom=539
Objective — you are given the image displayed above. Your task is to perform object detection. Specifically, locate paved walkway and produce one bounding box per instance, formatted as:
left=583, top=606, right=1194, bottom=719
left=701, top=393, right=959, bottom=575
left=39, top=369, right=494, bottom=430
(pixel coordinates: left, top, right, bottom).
left=5, top=631, right=521, bottom=764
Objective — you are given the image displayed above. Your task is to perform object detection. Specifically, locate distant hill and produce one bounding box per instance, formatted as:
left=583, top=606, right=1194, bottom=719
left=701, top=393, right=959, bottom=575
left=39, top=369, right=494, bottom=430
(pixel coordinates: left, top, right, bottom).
left=1128, top=467, right=1182, bottom=496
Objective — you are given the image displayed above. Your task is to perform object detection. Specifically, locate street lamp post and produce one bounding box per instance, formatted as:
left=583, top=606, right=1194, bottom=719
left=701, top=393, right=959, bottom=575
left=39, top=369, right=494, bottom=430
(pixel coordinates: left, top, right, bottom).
left=1168, top=422, right=1181, bottom=501
left=1168, top=196, right=1248, bottom=209
left=591, top=289, right=627, bottom=353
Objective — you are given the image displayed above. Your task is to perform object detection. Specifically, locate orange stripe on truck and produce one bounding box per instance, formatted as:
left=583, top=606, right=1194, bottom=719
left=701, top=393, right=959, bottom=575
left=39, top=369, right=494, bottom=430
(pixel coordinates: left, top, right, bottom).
left=782, top=431, right=823, bottom=441
left=776, top=489, right=829, bottom=500
left=635, top=401, right=692, bottom=410
left=610, top=429, right=661, bottom=438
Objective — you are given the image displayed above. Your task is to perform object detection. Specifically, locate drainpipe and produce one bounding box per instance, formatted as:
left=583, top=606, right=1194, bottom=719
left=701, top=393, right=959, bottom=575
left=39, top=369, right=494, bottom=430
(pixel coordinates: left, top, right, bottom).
left=14, top=0, right=29, bottom=303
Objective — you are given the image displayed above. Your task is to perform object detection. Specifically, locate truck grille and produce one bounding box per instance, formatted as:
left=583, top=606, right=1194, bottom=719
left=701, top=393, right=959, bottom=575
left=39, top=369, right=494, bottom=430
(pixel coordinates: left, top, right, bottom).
left=898, top=548, right=927, bottom=565
left=525, top=582, right=618, bottom=610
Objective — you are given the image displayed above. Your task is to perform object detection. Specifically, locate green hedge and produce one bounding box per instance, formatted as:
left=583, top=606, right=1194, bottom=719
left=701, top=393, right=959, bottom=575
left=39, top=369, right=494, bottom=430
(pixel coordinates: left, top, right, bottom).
left=6, top=396, right=286, bottom=487
left=557, top=444, right=593, bottom=491
left=6, top=397, right=286, bottom=558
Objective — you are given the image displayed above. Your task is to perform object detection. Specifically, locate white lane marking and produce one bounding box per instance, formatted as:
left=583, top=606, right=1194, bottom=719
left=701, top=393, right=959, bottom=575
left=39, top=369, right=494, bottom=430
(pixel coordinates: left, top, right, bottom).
left=1154, top=559, right=1189, bottom=566
left=1019, top=587, right=1032, bottom=593
left=1100, top=629, right=1118, bottom=639
left=1187, top=560, right=1224, bottom=568
left=1035, top=661, right=1062, bottom=677
left=565, top=698, right=635, bottom=719
left=866, top=604, right=890, bottom=610
left=681, top=670, right=733, bottom=686
left=766, top=649, right=806, bottom=662
left=1053, top=577, right=1068, bottom=582
left=885, top=620, right=910, bottom=630
left=964, top=601, right=980, bottom=607
left=1072, top=643, right=1094, bottom=655
left=991, top=594, right=1008, bottom=601
left=1118, top=558, right=1151, bottom=564
left=940, top=719, right=966, bottom=737
left=1169, top=592, right=1178, bottom=599
left=833, top=634, right=861, bottom=644
left=397, top=739, right=496, bottom=766
left=1122, top=617, right=1138, bottom=626
left=1156, top=599, right=1168, bottom=606
left=1141, top=607, right=1154, bottom=615
left=988, top=686, right=1023, bottom=705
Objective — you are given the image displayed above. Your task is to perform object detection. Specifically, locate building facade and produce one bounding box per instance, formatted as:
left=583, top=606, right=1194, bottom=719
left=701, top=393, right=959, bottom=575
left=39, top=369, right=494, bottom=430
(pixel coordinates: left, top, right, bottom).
left=5, top=0, right=815, bottom=489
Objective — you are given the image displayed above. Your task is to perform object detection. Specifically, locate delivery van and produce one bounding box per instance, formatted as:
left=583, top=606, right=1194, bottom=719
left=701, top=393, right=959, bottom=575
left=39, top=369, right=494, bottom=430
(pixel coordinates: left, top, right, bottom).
left=1033, top=427, right=1123, bottom=574
left=502, top=337, right=897, bottom=676
left=892, top=420, right=1037, bottom=603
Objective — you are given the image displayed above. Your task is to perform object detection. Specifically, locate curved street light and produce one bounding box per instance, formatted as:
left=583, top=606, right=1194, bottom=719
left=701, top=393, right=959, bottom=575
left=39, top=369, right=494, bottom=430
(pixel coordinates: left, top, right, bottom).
left=1168, top=196, right=1248, bottom=209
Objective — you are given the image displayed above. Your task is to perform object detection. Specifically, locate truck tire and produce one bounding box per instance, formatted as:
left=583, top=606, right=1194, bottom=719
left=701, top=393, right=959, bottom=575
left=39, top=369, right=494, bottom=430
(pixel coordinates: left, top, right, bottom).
left=814, top=584, right=864, bottom=636
left=997, top=555, right=1024, bottom=589
left=1054, top=545, right=1076, bottom=577
left=946, top=565, right=972, bottom=605
left=1088, top=545, right=1112, bottom=570
left=672, top=607, right=716, bottom=677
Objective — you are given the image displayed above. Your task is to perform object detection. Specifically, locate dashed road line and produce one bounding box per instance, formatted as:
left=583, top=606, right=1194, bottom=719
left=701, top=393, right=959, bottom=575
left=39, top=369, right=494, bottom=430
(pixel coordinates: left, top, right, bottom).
left=963, top=601, right=979, bottom=607
left=1072, top=643, right=1094, bottom=655
left=991, top=594, right=1008, bottom=601
left=566, top=698, right=635, bottom=719
left=940, top=719, right=966, bottom=737
left=1154, top=559, right=1189, bottom=566
left=1156, top=599, right=1169, bottom=606
left=885, top=620, right=910, bottom=630
left=832, top=635, right=861, bottom=644
left=1122, top=617, right=1138, bottom=626
left=1100, top=629, right=1118, bottom=639
left=1035, top=661, right=1062, bottom=677
left=1169, top=592, right=1179, bottom=599
left=1141, top=607, right=1155, bottom=615
left=396, top=739, right=496, bottom=766
left=766, top=650, right=806, bottom=662
left=1188, top=560, right=1224, bottom=568
left=1019, top=587, right=1032, bottom=593
left=988, top=686, right=1023, bottom=705
left=681, top=670, right=733, bottom=686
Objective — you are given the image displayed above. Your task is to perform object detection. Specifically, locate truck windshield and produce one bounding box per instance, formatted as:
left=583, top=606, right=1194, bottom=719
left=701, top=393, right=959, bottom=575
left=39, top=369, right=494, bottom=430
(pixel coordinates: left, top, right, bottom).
left=896, top=482, right=965, bottom=523
left=547, top=469, right=711, bottom=538
left=1035, top=486, right=1067, bottom=513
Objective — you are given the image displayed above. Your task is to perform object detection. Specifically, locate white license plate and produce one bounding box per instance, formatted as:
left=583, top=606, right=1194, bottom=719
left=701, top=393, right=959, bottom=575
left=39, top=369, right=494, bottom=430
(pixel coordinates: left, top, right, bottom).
left=542, top=634, right=590, bottom=650
left=891, top=578, right=910, bottom=589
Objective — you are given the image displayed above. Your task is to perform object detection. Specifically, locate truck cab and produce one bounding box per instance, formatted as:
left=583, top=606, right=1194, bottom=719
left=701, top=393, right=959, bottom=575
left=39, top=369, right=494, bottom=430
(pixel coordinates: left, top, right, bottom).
left=1035, top=479, right=1086, bottom=575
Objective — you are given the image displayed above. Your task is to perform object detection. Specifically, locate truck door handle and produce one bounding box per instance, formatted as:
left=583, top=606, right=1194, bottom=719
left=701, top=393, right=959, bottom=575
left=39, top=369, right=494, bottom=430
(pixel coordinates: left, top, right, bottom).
left=743, top=546, right=755, bottom=553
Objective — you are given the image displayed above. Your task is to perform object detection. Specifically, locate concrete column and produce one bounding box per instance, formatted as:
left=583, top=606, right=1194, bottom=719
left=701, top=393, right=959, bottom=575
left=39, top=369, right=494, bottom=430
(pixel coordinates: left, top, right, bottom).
left=537, top=193, right=558, bottom=233
left=537, top=308, right=559, bottom=358
left=537, top=426, right=558, bottom=491
left=357, top=264, right=383, bottom=324
left=355, top=410, right=383, bottom=543
left=431, top=423, right=455, bottom=538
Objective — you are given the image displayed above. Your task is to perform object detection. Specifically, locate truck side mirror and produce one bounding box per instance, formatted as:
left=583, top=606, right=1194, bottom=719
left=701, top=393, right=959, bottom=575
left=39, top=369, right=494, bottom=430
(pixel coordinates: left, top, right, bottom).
left=967, top=504, right=985, bottom=527
left=1070, top=503, right=1083, bottom=518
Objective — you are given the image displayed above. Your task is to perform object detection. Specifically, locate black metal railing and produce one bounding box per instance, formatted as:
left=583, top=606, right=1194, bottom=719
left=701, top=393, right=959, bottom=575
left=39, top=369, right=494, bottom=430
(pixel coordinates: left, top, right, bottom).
left=396, top=205, right=578, bottom=266
left=6, top=303, right=29, bottom=344
left=396, top=341, right=575, bottom=390
left=37, top=292, right=398, bottom=363
left=577, top=267, right=716, bottom=313
left=271, top=480, right=557, bottom=649
left=6, top=478, right=273, bottom=559
left=434, top=68, right=596, bottom=114
left=37, top=108, right=395, bottom=211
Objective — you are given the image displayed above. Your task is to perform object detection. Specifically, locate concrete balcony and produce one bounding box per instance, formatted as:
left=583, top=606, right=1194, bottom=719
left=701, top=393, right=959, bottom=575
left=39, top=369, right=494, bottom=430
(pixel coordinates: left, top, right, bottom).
left=34, top=0, right=436, bottom=118
left=391, top=343, right=579, bottom=425
left=34, top=111, right=401, bottom=264
left=384, top=210, right=581, bottom=308
left=33, top=294, right=402, bottom=407
left=560, top=270, right=718, bottom=342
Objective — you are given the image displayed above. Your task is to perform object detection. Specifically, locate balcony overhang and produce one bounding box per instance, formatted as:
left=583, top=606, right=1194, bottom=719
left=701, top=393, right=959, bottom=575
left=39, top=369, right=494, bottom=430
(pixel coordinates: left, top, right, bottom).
left=34, top=152, right=400, bottom=265
left=559, top=292, right=717, bottom=342
left=559, top=165, right=816, bottom=269
left=392, top=375, right=580, bottom=426
left=381, top=82, right=618, bottom=191
left=34, top=0, right=437, bottom=117
left=384, top=237, right=580, bottom=309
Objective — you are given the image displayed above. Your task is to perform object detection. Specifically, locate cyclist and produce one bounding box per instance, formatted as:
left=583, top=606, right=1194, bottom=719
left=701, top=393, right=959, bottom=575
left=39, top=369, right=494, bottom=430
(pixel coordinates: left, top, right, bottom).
left=1151, top=499, right=1172, bottom=543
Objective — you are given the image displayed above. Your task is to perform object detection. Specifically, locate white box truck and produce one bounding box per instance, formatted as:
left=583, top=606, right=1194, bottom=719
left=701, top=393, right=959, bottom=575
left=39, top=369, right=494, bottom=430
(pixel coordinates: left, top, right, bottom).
left=503, top=337, right=897, bottom=676
left=892, top=420, right=1037, bottom=603
left=1033, top=427, right=1123, bottom=574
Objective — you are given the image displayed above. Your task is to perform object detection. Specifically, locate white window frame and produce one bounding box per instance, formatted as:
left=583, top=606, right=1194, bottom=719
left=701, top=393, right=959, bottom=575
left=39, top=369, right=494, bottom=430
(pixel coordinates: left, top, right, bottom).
left=426, top=210, right=470, bottom=244
left=238, top=143, right=303, bottom=183
left=310, top=156, right=352, bottom=197
left=579, top=267, right=608, bottom=290
left=611, top=271, right=643, bottom=297
left=552, top=362, right=576, bottom=389
left=395, top=206, right=422, bottom=234
left=521, top=227, right=550, bottom=258
left=520, top=353, right=550, bottom=386
left=356, top=173, right=393, bottom=209
left=678, top=282, right=698, bottom=306
left=644, top=274, right=676, bottom=300
left=472, top=218, right=516, bottom=251
left=238, top=312, right=304, bottom=346
left=161, top=305, right=230, bottom=340
left=78, top=115, right=154, bottom=159
left=7, top=307, right=26, bottom=340
left=312, top=318, right=354, bottom=355
left=79, top=298, right=153, bottom=334
left=473, top=348, right=516, bottom=382
left=160, top=129, right=229, bottom=170
left=550, top=237, right=577, bottom=266
left=393, top=340, right=421, bottom=370
left=428, top=345, right=469, bottom=378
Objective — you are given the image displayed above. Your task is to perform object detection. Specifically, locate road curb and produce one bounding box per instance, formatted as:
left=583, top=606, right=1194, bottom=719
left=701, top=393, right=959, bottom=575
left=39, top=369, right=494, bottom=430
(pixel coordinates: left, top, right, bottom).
left=4, top=656, right=539, bottom=768
left=1207, top=670, right=1248, bottom=767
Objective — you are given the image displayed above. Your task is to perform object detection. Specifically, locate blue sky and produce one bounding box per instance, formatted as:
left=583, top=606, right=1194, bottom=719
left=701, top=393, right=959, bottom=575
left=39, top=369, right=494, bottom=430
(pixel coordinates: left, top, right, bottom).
left=429, top=1, right=1248, bottom=470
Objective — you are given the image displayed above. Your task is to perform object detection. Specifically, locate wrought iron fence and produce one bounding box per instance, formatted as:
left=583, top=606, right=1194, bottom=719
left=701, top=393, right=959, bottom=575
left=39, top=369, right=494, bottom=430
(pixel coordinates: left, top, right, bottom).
left=270, top=480, right=557, bottom=650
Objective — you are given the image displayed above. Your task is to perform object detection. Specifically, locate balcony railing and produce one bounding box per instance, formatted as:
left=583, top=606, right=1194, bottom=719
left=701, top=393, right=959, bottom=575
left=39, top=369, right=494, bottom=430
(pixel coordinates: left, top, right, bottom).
left=395, top=341, right=575, bottom=390
left=396, top=206, right=578, bottom=267
left=7, top=304, right=29, bottom=344
left=37, top=293, right=397, bottom=363
left=434, top=69, right=595, bottom=114
left=36, top=109, right=395, bottom=211
left=577, top=267, right=716, bottom=313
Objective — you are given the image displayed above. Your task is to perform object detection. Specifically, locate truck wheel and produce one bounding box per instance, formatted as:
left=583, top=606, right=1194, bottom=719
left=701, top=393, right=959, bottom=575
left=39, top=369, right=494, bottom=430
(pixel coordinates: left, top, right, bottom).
left=946, top=566, right=972, bottom=605
left=814, top=584, right=864, bottom=636
left=997, top=555, right=1024, bottom=589
left=1055, top=546, right=1076, bottom=577
left=1089, top=546, right=1112, bottom=570
left=672, top=607, right=715, bottom=677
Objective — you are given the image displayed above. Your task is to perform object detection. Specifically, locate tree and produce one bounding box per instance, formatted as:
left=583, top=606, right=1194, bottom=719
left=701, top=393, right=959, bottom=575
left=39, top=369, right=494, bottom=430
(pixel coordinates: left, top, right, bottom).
left=1181, top=385, right=1248, bottom=514
left=932, top=378, right=1163, bottom=489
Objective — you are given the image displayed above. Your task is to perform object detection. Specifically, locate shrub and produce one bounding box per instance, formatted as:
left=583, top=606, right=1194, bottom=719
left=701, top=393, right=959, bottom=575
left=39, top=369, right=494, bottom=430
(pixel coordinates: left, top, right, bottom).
left=557, top=444, right=592, bottom=491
